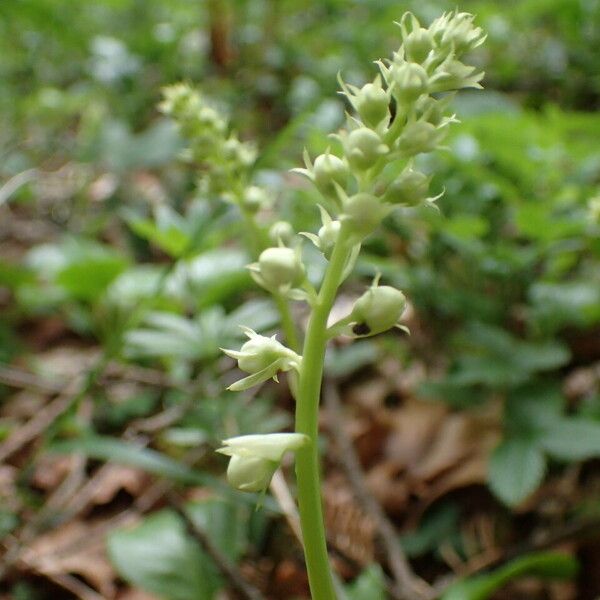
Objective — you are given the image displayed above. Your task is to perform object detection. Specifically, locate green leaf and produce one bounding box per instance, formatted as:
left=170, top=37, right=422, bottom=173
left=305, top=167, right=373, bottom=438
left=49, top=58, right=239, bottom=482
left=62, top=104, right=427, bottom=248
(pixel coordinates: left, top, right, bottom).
left=108, top=505, right=224, bottom=600
left=345, top=564, right=386, bottom=600
left=441, top=552, right=578, bottom=600
left=50, top=435, right=278, bottom=510
left=400, top=504, right=460, bottom=558
left=488, top=439, right=546, bottom=506
left=50, top=435, right=210, bottom=485
left=540, top=419, right=600, bottom=461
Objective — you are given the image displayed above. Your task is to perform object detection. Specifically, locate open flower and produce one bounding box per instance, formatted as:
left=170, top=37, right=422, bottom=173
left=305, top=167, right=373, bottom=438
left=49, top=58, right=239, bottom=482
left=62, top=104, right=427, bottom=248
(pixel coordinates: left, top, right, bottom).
left=217, top=433, right=309, bottom=492
left=222, top=327, right=302, bottom=391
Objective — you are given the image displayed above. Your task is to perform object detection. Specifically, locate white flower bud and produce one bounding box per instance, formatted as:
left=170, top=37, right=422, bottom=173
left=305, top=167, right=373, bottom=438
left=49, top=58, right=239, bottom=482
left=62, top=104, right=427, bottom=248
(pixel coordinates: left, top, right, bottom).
left=243, top=186, right=272, bottom=212
left=429, top=57, right=484, bottom=93
left=235, top=334, right=290, bottom=374
left=218, top=433, right=309, bottom=493
left=313, top=152, right=349, bottom=194
left=226, top=455, right=276, bottom=493
left=354, top=81, right=390, bottom=127
left=397, top=121, right=446, bottom=156
left=222, top=328, right=301, bottom=391
left=430, top=11, right=486, bottom=57
left=384, top=167, right=431, bottom=206
left=317, top=219, right=341, bottom=255
left=301, top=205, right=341, bottom=258
left=397, top=13, right=434, bottom=63
left=250, top=247, right=306, bottom=293
left=343, top=128, right=389, bottom=171
left=387, top=61, right=429, bottom=103
left=223, top=137, right=257, bottom=167
left=269, top=221, right=295, bottom=245
left=341, top=192, right=391, bottom=238
left=349, top=283, right=407, bottom=336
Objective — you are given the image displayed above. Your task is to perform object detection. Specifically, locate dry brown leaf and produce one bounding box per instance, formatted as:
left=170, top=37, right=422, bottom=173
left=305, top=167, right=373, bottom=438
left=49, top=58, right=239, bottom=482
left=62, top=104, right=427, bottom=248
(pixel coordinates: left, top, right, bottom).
left=0, top=390, right=46, bottom=419
left=117, top=590, right=161, bottom=600
left=323, top=475, right=375, bottom=566
left=31, top=454, right=79, bottom=490
left=86, top=464, right=148, bottom=505
left=21, top=520, right=116, bottom=598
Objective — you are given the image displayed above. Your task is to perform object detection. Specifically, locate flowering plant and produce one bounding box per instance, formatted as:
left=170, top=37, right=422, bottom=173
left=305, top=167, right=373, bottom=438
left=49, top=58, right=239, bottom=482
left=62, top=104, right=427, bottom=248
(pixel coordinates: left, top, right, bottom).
left=163, top=11, right=485, bottom=598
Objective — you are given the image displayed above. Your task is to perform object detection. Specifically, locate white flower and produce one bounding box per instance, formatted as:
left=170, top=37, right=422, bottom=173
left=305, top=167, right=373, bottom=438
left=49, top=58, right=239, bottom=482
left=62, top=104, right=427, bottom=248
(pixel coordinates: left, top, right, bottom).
left=217, top=433, right=309, bottom=492
left=222, top=327, right=301, bottom=391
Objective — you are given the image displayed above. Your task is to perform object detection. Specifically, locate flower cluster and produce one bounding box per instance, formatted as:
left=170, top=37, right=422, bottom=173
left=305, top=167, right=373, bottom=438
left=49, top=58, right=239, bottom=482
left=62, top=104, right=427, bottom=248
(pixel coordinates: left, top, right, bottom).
left=159, top=84, right=265, bottom=210
left=294, top=10, right=485, bottom=241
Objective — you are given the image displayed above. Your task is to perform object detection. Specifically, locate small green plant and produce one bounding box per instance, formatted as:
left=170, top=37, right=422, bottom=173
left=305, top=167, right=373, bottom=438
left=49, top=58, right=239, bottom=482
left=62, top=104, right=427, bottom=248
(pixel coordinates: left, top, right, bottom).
left=164, top=11, right=485, bottom=598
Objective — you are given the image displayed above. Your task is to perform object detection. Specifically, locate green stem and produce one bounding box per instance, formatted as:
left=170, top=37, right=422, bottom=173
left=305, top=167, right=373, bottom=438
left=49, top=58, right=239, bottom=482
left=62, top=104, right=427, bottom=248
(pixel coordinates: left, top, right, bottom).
left=295, top=224, right=351, bottom=600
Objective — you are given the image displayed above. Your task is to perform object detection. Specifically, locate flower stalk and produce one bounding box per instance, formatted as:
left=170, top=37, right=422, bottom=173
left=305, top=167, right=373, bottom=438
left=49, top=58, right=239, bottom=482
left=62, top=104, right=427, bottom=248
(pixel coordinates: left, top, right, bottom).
left=163, top=10, right=485, bottom=598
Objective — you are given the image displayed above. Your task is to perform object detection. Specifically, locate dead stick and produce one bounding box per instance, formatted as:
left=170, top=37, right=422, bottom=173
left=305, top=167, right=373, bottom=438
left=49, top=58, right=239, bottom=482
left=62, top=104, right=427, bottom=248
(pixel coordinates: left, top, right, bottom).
left=324, top=381, right=433, bottom=600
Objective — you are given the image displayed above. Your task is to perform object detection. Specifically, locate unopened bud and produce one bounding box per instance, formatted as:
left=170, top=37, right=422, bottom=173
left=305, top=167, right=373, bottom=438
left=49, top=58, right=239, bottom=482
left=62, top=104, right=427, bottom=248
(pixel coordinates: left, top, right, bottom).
left=243, top=186, right=271, bottom=212
left=313, top=153, right=349, bottom=194
left=342, top=192, right=390, bottom=238
left=388, top=61, right=429, bottom=103
left=252, top=247, right=305, bottom=292
left=343, top=128, right=389, bottom=171
left=350, top=283, right=406, bottom=336
left=384, top=168, right=430, bottom=205
left=353, top=80, right=390, bottom=128
left=269, top=221, right=295, bottom=245
left=397, top=121, right=445, bottom=156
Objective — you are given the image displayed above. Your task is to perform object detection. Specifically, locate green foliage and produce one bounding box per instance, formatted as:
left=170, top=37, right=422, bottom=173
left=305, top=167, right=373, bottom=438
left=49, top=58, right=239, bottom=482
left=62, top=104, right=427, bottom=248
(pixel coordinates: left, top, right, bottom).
left=344, top=565, right=387, bottom=600
left=108, top=500, right=245, bottom=600
left=489, top=383, right=600, bottom=505
left=2, top=0, right=600, bottom=597
left=441, top=552, right=579, bottom=600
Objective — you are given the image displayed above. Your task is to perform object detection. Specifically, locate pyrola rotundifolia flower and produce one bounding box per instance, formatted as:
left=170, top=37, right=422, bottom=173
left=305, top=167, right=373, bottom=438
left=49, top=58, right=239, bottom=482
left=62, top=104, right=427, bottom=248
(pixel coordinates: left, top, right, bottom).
left=248, top=246, right=306, bottom=295
left=221, top=327, right=301, bottom=391
left=349, top=279, right=407, bottom=336
left=217, top=433, right=309, bottom=492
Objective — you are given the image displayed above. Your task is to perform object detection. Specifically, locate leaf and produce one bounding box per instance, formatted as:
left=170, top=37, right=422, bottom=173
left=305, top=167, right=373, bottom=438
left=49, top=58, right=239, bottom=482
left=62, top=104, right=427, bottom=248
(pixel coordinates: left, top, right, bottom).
left=50, top=435, right=210, bottom=485
left=50, top=435, right=279, bottom=510
left=400, top=504, right=460, bottom=558
left=441, top=552, right=578, bottom=600
left=129, top=218, right=191, bottom=258
left=108, top=508, right=219, bottom=600
left=488, top=439, right=546, bottom=506
left=345, top=564, right=386, bottom=600
left=540, top=419, right=600, bottom=461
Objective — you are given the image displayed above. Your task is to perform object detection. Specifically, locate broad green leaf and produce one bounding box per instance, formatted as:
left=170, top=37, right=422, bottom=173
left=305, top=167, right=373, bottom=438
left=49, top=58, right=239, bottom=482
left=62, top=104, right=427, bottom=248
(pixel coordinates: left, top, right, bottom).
left=540, top=419, right=600, bottom=461
left=108, top=505, right=222, bottom=600
left=56, top=255, right=128, bottom=301
left=488, top=439, right=546, bottom=506
left=441, top=552, right=578, bottom=600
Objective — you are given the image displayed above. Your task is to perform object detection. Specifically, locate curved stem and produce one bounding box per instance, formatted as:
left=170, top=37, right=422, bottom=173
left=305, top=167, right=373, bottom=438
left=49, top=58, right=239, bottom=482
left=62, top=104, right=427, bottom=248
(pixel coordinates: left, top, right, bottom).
left=295, top=224, right=352, bottom=600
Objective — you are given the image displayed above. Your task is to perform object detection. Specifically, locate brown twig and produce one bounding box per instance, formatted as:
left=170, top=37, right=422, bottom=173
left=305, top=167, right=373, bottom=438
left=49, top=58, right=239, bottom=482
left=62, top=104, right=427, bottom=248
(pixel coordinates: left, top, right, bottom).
left=324, top=381, right=433, bottom=600
left=167, top=493, right=266, bottom=600
left=0, top=375, right=83, bottom=463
